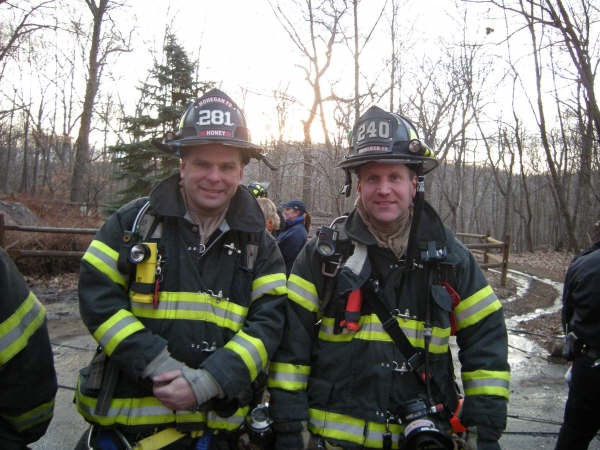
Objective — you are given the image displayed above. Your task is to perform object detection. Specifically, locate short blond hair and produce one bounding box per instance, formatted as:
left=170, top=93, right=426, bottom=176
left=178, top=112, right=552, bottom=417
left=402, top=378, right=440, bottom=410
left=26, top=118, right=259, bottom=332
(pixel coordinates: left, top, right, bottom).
left=257, top=197, right=280, bottom=232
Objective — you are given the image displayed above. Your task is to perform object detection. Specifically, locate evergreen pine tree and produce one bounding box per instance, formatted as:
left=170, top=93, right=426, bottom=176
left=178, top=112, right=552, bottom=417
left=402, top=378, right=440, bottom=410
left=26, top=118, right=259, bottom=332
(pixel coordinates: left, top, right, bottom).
left=106, top=32, right=212, bottom=212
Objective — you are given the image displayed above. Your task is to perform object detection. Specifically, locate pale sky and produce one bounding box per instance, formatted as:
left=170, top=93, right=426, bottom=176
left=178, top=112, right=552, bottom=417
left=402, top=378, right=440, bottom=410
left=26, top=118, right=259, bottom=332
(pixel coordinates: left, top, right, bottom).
left=110, top=0, right=491, bottom=144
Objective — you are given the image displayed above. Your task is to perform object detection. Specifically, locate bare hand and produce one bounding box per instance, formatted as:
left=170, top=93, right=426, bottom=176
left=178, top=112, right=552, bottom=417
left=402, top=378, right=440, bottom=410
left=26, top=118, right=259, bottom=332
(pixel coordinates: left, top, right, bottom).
left=152, top=370, right=196, bottom=410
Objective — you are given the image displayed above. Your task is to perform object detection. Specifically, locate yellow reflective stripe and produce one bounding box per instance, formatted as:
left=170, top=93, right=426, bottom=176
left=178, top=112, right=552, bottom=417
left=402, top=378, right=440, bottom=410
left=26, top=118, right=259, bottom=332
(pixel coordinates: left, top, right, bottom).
left=251, top=273, right=287, bottom=301
left=1, top=398, right=54, bottom=432
left=267, top=362, right=310, bottom=390
left=82, top=240, right=126, bottom=287
left=454, top=285, right=502, bottom=331
left=76, top=387, right=246, bottom=430
left=93, top=309, right=145, bottom=355
left=462, top=370, right=510, bottom=399
left=287, top=274, right=319, bottom=313
left=317, top=315, right=450, bottom=353
left=0, top=291, right=46, bottom=365
left=224, top=330, right=267, bottom=380
left=131, top=291, right=248, bottom=332
left=309, top=408, right=403, bottom=449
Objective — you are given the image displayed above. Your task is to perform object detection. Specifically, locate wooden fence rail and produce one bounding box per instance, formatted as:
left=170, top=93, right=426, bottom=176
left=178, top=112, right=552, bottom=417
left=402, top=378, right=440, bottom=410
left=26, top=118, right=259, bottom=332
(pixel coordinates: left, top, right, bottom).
left=456, top=232, right=510, bottom=286
left=0, top=213, right=510, bottom=286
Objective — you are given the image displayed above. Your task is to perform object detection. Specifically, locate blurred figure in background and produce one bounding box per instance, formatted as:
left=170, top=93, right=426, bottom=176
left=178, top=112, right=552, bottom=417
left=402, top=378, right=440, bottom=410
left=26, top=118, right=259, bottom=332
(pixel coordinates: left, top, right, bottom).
left=277, top=200, right=308, bottom=276
left=257, top=197, right=281, bottom=235
left=0, top=246, right=57, bottom=450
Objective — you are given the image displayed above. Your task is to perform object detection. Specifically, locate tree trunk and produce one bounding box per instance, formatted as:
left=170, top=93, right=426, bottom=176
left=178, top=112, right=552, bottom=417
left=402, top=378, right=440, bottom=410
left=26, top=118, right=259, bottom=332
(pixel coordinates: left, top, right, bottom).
left=70, top=0, right=108, bottom=203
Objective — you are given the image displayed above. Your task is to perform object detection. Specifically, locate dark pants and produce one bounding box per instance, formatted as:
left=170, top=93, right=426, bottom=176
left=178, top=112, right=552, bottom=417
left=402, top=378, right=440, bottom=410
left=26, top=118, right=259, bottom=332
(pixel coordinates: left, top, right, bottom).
left=555, top=356, right=600, bottom=450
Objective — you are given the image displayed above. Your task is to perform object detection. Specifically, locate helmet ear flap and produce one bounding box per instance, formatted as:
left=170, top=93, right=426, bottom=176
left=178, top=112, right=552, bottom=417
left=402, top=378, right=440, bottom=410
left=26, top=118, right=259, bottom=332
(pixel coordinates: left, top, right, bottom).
left=340, top=169, right=352, bottom=197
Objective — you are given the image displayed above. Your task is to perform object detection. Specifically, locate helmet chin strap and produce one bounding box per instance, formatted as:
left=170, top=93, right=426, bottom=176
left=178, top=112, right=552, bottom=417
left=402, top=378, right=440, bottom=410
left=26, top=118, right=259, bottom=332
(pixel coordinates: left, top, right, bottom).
left=340, top=169, right=352, bottom=197
left=404, top=165, right=425, bottom=269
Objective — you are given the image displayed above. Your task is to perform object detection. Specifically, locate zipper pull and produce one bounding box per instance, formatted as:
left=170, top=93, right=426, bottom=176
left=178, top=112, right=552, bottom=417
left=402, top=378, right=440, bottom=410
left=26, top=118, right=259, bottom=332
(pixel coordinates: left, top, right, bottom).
left=153, top=255, right=162, bottom=309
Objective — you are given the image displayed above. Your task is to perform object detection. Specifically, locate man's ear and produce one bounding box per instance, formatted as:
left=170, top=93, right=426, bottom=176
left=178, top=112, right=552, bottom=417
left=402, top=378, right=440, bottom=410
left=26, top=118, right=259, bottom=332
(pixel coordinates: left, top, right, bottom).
left=411, top=176, right=417, bottom=199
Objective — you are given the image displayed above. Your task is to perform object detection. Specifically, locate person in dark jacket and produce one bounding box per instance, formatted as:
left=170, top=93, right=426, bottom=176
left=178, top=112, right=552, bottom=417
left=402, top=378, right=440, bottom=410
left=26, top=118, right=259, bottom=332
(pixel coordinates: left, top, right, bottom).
left=74, top=89, right=287, bottom=449
left=555, top=220, right=600, bottom=450
left=277, top=200, right=308, bottom=275
left=268, top=106, right=509, bottom=450
left=0, top=246, right=57, bottom=449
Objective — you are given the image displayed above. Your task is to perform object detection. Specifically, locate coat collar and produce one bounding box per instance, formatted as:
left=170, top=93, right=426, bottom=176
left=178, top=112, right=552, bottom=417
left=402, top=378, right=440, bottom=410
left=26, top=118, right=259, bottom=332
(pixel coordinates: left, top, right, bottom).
left=148, top=173, right=265, bottom=233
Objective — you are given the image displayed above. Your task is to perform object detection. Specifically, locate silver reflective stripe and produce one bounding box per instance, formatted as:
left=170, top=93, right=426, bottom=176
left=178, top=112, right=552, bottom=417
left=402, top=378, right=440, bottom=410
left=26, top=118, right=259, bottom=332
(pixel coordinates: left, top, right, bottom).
left=251, top=278, right=286, bottom=301
left=0, top=294, right=43, bottom=364
left=229, top=334, right=263, bottom=371
left=455, top=290, right=498, bottom=324
left=131, top=299, right=246, bottom=324
left=463, top=377, right=510, bottom=390
left=97, top=315, right=140, bottom=349
left=269, top=370, right=308, bottom=384
left=287, top=281, right=319, bottom=310
left=87, top=244, right=119, bottom=273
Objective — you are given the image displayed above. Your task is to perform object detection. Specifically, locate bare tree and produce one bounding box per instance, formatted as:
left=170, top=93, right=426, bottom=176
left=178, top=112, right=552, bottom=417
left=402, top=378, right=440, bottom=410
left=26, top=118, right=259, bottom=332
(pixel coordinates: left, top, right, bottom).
left=268, top=0, right=348, bottom=209
left=70, top=0, right=130, bottom=203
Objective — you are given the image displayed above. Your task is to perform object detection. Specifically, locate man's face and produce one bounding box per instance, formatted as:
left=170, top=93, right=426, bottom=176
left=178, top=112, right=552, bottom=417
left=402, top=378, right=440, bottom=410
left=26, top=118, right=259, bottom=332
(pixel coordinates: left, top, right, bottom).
left=180, top=145, right=245, bottom=216
left=357, top=162, right=417, bottom=226
left=282, top=208, right=300, bottom=221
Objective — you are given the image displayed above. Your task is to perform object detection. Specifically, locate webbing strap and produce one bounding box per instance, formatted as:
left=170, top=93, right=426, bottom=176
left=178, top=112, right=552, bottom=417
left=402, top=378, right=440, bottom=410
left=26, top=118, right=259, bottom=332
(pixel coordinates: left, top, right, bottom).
left=132, top=427, right=186, bottom=450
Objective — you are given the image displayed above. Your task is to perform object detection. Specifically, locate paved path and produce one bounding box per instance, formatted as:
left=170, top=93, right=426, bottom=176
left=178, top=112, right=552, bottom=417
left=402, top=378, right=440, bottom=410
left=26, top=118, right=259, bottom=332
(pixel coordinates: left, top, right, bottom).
left=29, top=270, right=600, bottom=449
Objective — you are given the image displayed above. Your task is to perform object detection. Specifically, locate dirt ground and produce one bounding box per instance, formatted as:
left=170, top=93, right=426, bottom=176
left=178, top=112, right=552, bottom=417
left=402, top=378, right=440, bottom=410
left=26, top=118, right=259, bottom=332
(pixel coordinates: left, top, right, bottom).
left=27, top=250, right=590, bottom=449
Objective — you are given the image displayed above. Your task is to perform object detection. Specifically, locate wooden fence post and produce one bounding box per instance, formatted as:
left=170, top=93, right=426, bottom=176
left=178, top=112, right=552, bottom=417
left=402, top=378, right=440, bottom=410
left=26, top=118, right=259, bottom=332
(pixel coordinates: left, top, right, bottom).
left=0, top=214, right=4, bottom=248
left=501, top=234, right=511, bottom=287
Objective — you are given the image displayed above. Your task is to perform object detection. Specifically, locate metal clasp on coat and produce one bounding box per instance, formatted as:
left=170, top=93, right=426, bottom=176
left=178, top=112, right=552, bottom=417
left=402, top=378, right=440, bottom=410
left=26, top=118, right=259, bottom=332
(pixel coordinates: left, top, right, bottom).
left=224, top=242, right=241, bottom=255
left=191, top=341, right=217, bottom=353
left=392, top=360, right=410, bottom=373
left=391, top=308, right=417, bottom=321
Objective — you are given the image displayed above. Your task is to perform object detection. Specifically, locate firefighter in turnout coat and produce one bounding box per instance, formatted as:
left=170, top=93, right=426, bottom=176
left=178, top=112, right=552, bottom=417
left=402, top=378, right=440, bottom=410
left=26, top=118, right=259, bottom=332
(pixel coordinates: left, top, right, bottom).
left=0, top=246, right=57, bottom=449
left=75, top=89, right=287, bottom=449
left=268, top=106, right=510, bottom=450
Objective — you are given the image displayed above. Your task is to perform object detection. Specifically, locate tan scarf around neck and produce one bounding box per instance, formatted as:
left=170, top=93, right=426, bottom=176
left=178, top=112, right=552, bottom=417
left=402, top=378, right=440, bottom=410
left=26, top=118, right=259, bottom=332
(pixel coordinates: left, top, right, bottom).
left=355, top=197, right=413, bottom=259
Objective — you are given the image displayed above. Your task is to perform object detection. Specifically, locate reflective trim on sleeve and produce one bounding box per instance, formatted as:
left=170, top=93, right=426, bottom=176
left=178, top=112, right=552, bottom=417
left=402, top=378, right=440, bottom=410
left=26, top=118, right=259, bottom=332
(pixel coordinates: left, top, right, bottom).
left=251, top=273, right=287, bottom=301
left=317, top=314, right=450, bottom=353
left=131, top=291, right=248, bottom=332
left=0, top=398, right=54, bottom=432
left=93, top=309, right=145, bottom=356
left=287, top=274, right=320, bottom=313
left=224, top=330, right=267, bottom=380
left=0, top=291, right=46, bottom=365
left=267, top=361, right=310, bottom=391
left=82, top=240, right=127, bottom=287
left=462, top=369, right=510, bottom=399
left=309, top=408, right=404, bottom=449
left=75, top=387, right=247, bottom=430
left=454, top=285, right=502, bottom=331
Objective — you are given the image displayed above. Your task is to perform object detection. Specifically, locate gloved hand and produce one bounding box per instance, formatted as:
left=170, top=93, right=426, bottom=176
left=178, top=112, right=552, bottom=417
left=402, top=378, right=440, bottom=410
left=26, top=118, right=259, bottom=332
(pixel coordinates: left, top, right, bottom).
left=143, top=347, right=187, bottom=378
left=180, top=367, right=225, bottom=406
left=273, top=421, right=308, bottom=450
left=466, top=425, right=502, bottom=450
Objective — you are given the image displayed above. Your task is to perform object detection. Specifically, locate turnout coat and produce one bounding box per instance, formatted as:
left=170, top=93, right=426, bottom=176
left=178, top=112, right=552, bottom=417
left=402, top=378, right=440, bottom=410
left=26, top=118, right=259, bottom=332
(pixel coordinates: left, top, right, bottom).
left=269, top=203, right=510, bottom=448
left=76, top=175, right=287, bottom=436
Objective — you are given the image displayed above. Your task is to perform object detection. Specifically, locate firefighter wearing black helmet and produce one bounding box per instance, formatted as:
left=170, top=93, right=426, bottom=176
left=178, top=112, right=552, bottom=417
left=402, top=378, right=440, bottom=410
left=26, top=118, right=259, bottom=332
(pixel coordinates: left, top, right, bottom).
left=75, top=89, right=286, bottom=449
left=268, top=106, right=510, bottom=450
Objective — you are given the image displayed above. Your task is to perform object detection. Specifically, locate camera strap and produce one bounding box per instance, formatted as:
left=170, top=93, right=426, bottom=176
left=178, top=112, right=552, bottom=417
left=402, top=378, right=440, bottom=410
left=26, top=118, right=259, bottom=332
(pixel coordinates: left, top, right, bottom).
left=366, top=279, right=427, bottom=378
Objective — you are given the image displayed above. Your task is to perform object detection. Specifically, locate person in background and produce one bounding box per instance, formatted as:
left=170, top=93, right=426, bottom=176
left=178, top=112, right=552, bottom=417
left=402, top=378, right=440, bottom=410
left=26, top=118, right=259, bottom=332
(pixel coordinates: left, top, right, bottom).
left=277, top=200, right=308, bottom=276
left=555, top=220, right=600, bottom=450
left=257, top=197, right=281, bottom=235
left=268, top=106, right=509, bottom=450
left=0, top=246, right=57, bottom=450
left=74, top=89, right=287, bottom=449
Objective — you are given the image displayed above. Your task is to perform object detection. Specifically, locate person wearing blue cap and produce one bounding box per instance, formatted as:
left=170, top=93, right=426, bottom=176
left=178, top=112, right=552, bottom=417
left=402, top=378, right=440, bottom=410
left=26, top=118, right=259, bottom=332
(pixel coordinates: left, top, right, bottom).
left=277, top=200, right=308, bottom=275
